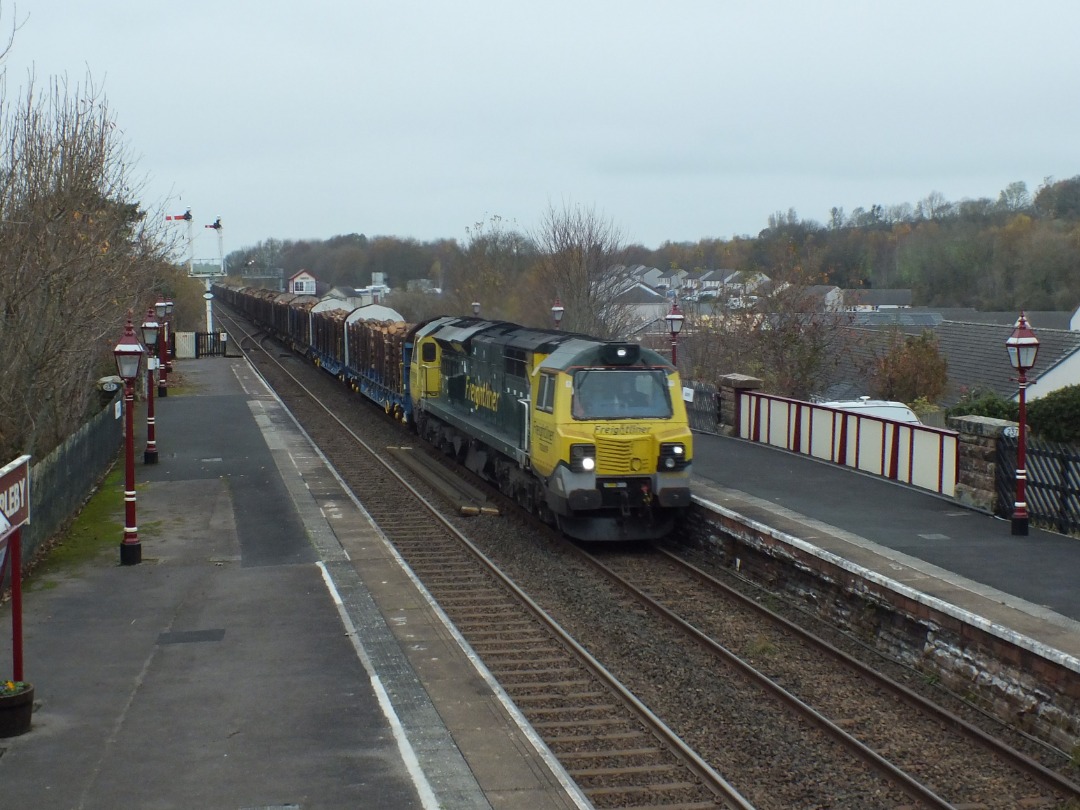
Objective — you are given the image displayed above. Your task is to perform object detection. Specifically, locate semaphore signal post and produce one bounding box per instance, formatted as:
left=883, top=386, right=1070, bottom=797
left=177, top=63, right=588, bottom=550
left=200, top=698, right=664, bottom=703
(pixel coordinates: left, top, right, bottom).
left=166, top=209, right=226, bottom=333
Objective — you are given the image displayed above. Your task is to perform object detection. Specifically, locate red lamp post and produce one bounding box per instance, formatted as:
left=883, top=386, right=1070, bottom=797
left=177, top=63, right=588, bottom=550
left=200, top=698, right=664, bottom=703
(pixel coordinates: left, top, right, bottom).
left=1006, top=312, right=1040, bottom=536
left=665, top=301, right=684, bottom=368
left=155, top=301, right=169, bottom=397
left=141, top=309, right=160, bottom=464
left=114, top=314, right=145, bottom=565
left=165, top=300, right=175, bottom=368
left=551, top=297, right=565, bottom=329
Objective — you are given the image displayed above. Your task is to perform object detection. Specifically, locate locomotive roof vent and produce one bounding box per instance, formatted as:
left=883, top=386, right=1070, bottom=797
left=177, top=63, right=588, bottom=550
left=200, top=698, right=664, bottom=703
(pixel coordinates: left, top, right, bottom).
left=600, top=343, right=640, bottom=365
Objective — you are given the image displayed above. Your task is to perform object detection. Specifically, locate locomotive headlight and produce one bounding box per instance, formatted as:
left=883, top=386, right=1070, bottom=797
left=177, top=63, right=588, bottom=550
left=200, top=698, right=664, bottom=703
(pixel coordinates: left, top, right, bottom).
left=659, top=442, right=688, bottom=471
left=570, top=443, right=596, bottom=473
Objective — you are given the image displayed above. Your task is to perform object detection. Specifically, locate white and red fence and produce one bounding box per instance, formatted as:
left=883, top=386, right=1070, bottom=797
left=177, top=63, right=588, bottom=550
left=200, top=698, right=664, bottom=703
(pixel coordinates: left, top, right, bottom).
left=735, top=391, right=959, bottom=497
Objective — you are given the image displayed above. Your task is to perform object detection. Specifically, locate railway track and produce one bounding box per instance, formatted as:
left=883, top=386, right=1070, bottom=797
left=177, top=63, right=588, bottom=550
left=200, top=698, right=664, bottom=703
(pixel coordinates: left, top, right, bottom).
left=215, top=303, right=1080, bottom=808
left=217, top=307, right=751, bottom=809
left=579, top=545, right=1080, bottom=808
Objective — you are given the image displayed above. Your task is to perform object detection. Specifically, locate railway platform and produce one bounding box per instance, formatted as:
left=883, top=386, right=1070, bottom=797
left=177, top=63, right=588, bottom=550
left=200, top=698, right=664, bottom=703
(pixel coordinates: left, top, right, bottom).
left=691, top=432, right=1080, bottom=663
left=0, top=357, right=587, bottom=810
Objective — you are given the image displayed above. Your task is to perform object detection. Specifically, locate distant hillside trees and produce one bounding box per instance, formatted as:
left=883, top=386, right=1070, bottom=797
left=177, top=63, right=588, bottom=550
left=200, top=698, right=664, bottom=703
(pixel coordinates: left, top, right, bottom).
left=226, top=175, right=1080, bottom=333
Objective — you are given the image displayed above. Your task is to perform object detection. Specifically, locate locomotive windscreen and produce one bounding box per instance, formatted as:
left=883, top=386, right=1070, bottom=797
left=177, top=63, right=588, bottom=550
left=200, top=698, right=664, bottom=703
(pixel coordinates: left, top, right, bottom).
left=572, top=369, right=673, bottom=420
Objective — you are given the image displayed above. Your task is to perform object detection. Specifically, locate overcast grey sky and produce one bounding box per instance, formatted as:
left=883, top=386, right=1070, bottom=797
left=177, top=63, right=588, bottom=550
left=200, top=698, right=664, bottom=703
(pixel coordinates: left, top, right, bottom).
left=5, top=2, right=1078, bottom=262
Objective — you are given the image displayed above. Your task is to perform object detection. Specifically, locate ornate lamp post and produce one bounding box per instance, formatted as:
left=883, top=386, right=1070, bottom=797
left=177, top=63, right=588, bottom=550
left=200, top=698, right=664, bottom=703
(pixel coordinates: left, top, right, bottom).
left=155, top=301, right=169, bottom=397
left=1006, top=312, right=1040, bottom=536
left=665, top=301, right=684, bottom=367
left=114, top=314, right=145, bottom=565
left=140, top=309, right=160, bottom=465
left=472, top=301, right=481, bottom=317
left=551, top=297, right=565, bottom=329
left=165, top=300, right=175, bottom=368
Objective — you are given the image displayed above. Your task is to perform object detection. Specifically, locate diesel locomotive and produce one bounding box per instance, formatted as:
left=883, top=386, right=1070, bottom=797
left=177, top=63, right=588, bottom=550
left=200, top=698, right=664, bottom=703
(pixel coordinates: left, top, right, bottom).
left=216, top=284, right=693, bottom=541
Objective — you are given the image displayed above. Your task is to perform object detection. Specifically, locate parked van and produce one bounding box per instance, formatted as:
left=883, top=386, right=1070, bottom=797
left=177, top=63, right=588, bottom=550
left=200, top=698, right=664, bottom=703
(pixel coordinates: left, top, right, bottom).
left=819, top=396, right=922, bottom=425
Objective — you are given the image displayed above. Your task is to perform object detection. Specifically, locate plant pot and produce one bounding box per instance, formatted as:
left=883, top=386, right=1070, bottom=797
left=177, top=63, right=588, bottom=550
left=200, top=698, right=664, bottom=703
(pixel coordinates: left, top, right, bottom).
left=0, top=685, right=33, bottom=737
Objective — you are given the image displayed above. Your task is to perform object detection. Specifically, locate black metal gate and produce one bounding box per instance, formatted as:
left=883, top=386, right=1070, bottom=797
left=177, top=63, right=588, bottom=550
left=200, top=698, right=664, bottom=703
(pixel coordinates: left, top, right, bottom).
left=996, top=433, right=1080, bottom=533
left=195, top=332, right=227, bottom=358
left=685, top=380, right=721, bottom=435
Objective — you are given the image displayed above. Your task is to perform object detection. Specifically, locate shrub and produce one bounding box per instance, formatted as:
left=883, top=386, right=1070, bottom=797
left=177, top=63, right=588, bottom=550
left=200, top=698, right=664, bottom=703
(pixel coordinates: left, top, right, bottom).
left=1027, top=385, right=1080, bottom=444
left=945, top=388, right=1018, bottom=421
left=908, top=396, right=941, bottom=420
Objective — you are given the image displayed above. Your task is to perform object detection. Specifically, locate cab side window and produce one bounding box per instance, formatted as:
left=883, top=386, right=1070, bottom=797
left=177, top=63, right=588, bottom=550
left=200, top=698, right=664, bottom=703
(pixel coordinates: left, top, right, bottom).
left=537, top=373, right=555, bottom=413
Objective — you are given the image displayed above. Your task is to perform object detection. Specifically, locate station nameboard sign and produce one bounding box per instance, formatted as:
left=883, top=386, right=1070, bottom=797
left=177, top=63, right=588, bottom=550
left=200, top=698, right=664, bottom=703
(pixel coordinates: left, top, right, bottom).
left=0, top=455, right=30, bottom=570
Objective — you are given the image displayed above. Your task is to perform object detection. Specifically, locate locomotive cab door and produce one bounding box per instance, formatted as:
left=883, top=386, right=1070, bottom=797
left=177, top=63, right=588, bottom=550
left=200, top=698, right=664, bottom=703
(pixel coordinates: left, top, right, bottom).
left=528, top=371, right=560, bottom=478
left=415, top=338, right=441, bottom=398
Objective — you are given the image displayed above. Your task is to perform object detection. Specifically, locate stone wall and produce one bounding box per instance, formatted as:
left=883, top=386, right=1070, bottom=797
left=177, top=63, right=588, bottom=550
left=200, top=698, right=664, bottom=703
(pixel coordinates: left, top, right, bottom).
left=947, top=414, right=1013, bottom=515
left=680, top=504, right=1080, bottom=750
left=715, top=373, right=762, bottom=436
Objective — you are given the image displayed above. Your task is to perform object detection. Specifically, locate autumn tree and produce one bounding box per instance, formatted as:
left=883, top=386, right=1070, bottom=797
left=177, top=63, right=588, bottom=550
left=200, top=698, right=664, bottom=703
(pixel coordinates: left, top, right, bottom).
left=1034, top=176, right=1080, bottom=219
left=0, top=75, right=174, bottom=461
left=870, top=330, right=948, bottom=404
left=438, top=215, right=533, bottom=322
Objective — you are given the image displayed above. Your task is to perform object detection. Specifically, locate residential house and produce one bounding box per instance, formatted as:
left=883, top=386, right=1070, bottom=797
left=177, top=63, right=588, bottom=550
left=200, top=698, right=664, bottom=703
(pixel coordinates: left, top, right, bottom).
left=656, top=268, right=688, bottom=295
left=623, top=265, right=666, bottom=289
left=613, top=283, right=671, bottom=337
left=843, top=289, right=914, bottom=311
left=722, top=270, right=771, bottom=297
left=824, top=311, right=1080, bottom=408
left=933, top=320, right=1080, bottom=405
left=806, top=285, right=845, bottom=312
left=698, top=270, right=733, bottom=298
left=680, top=270, right=710, bottom=299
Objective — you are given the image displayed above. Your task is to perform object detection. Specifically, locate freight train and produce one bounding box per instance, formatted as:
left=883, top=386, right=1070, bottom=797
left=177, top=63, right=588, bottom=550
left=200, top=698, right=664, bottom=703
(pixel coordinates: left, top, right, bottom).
left=214, top=284, right=693, bottom=541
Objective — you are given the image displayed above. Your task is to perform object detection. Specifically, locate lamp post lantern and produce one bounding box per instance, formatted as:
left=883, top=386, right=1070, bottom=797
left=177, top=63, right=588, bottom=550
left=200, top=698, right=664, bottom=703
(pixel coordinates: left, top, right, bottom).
left=114, top=314, right=145, bottom=565
left=472, top=301, right=481, bottom=317
left=1006, top=312, right=1040, bottom=536
left=551, top=297, right=565, bottom=329
left=665, top=301, right=684, bottom=367
left=140, top=309, right=160, bottom=464
left=155, top=301, right=169, bottom=397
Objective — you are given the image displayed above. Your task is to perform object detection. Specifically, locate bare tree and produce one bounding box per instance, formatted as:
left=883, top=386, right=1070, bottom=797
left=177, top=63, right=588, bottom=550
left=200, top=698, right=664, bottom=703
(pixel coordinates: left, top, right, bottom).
left=0, top=73, right=174, bottom=461
left=531, top=202, right=638, bottom=339
left=916, top=190, right=953, bottom=221
left=997, top=180, right=1031, bottom=212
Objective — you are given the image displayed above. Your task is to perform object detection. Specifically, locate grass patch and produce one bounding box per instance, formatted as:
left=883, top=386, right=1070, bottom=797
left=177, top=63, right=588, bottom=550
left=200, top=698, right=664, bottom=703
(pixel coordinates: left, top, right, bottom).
left=26, top=467, right=126, bottom=589
left=162, top=368, right=198, bottom=396
left=744, top=635, right=778, bottom=657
